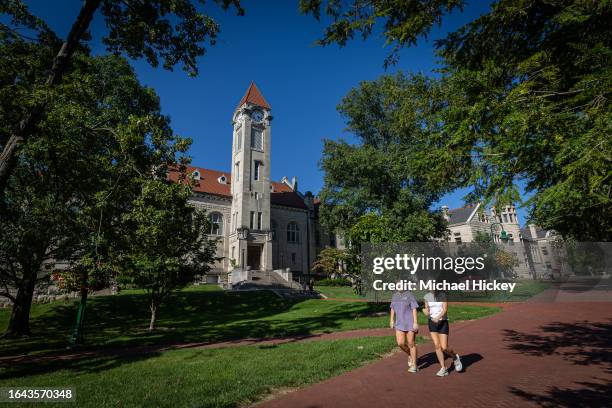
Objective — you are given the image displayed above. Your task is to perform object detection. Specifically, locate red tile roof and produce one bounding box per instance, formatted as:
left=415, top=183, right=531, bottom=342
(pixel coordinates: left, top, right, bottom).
left=168, top=165, right=307, bottom=209
left=237, top=82, right=271, bottom=110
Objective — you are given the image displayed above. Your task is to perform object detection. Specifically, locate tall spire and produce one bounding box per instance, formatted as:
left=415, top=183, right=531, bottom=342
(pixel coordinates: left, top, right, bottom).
left=237, top=81, right=271, bottom=110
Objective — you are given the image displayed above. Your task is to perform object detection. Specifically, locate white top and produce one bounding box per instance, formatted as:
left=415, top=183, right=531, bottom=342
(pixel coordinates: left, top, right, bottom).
left=424, top=292, right=447, bottom=321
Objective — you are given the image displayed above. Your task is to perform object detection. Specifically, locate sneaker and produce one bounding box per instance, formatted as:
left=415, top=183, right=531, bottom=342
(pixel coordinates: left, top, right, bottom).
left=454, top=355, right=463, bottom=372
left=436, top=367, right=448, bottom=377
left=408, top=365, right=418, bottom=373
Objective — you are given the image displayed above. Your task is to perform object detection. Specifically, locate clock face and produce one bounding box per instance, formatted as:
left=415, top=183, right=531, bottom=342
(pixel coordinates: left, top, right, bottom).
left=251, top=110, right=264, bottom=122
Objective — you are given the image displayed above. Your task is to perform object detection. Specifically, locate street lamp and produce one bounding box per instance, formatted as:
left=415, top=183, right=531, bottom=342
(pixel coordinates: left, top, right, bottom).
left=490, top=222, right=509, bottom=243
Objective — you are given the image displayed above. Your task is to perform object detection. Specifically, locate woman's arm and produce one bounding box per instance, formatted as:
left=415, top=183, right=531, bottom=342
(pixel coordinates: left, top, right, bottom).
left=423, top=301, right=430, bottom=316
left=434, top=301, right=448, bottom=320
left=412, top=308, right=418, bottom=330
left=389, top=308, right=395, bottom=329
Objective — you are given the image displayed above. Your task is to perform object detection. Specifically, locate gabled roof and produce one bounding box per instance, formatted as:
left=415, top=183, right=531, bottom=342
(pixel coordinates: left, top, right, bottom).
left=237, top=82, right=271, bottom=110
left=168, top=165, right=307, bottom=209
left=447, top=204, right=479, bottom=225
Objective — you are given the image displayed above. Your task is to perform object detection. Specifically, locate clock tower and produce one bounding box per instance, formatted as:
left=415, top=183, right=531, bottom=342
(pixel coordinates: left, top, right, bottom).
left=229, top=82, right=273, bottom=271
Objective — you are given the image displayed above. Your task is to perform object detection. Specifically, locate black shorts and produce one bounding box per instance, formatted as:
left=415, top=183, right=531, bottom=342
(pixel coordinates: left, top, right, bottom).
left=428, top=319, right=449, bottom=335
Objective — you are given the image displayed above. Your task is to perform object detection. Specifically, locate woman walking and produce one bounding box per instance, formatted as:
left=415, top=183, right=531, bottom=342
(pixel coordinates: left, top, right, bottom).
left=423, top=290, right=462, bottom=376
left=390, top=289, right=419, bottom=373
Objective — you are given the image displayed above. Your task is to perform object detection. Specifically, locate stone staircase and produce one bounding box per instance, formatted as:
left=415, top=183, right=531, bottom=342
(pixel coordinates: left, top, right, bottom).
left=230, top=270, right=321, bottom=299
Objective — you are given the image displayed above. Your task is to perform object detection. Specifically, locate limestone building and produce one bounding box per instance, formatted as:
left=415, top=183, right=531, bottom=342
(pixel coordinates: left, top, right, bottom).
left=442, top=203, right=556, bottom=278
left=169, top=83, right=337, bottom=284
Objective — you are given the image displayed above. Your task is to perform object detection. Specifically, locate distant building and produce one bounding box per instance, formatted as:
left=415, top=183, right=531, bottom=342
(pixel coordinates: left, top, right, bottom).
left=442, top=203, right=556, bottom=278
left=520, top=224, right=561, bottom=278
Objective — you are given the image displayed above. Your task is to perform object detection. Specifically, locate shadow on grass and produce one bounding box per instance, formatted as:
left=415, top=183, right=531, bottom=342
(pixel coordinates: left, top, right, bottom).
left=503, top=319, right=612, bottom=406
left=0, top=289, right=388, bottom=358
left=0, top=351, right=162, bottom=381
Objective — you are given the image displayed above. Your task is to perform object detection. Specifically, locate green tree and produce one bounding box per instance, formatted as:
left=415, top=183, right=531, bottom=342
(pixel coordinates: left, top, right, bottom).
left=0, top=0, right=244, bottom=194
left=312, top=247, right=348, bottom=277
left=318, top=73, right=448, bottom=243
left=0, top=29, right=191, bottom=336
left=119, top=179, right=217, bottom=331
left=299, top=0, right=463, bottom=67
left=308, top=0, right=611, bottom=240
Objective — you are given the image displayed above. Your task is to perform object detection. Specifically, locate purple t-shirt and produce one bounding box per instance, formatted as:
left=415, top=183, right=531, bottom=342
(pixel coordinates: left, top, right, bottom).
left=390, top=291, right=418, bottom=332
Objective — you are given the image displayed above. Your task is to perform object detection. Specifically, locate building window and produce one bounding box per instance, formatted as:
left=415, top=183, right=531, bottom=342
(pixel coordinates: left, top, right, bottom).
left=287, top=222, right=300, bottom=243
left=251, top=128, right=263, bottom=150
left=254, top=161, right=262, bottom=181
left=271, top=220, right=277, bottom=240
left=542, top=247, right=549, bottom=256
left=291, top=253, right=296, bottom=264
left=329, top=234, right=336, bottom=248
left=234, top=162, right=240, bottom=181
left=503, top=214, right=508, bottom=223
left=236, top=128, right=242, bottom=150
left=257, top=212, right=262, bottom=230
left=209, top=212, right=223, bottom=235
left=250, top=211, right=254, bottom=230
left=454, top=237, right=462, bottom=244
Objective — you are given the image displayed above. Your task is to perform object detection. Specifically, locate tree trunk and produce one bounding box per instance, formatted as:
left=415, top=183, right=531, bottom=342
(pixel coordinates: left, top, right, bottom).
left=0, top=0, right=102, bottom=195
left=148, top=304, right=157, bottom=331
left=3, top=272, right=37, bottom=338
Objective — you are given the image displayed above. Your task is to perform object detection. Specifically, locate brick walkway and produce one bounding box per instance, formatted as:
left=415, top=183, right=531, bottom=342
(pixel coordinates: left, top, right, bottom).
left=258, top=289, right=612, bottom=408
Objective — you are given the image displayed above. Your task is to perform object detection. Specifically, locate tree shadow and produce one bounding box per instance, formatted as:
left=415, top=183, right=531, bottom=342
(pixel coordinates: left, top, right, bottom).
left=0, top=351, right=161, bottom=380
left=0, top=288, right=389, bottom=377
left=502, top=320, right=612, bottom=373
left=503, top=319, right=612, bottom=407
left=510, top=380, right=611, bottom=408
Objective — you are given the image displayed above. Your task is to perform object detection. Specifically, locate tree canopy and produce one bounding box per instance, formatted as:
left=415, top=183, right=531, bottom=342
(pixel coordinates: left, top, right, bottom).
left=311, top=0, right=611, bottom=240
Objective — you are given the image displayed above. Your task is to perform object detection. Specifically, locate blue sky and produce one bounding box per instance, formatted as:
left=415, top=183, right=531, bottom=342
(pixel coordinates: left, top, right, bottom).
left=24, top=0, right=529, bottom=225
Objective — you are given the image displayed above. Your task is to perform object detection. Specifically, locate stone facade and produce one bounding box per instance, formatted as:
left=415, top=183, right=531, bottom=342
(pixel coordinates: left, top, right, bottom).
left=442, top=203, right=556, bottom=278
left=170, top=83, right=339, bottom=284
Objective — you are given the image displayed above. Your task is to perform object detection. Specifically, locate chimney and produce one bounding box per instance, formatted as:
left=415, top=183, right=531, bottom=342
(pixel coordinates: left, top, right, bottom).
left=529, top=224, right=538, bottom=239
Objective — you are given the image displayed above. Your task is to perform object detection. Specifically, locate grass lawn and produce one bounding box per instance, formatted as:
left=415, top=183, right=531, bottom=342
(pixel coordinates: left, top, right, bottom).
left=0, top=285, right=499, bottom=357
left=0, top=336, right=400, bottom=408
left=316, top=285, right=361, bottom=299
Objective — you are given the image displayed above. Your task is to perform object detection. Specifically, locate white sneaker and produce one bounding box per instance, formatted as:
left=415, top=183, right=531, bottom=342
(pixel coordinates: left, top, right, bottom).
left=408, top=365, right=418, bottom=373
left=436, top=367, right=448, bottom=377
left=454, top=355, right=463, bottom=372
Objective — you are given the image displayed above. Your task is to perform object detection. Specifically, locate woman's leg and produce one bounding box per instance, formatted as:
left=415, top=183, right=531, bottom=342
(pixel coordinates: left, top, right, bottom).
left=430, top=331, right=446, bottom=369
left=407, top=331, right=418, bottom=368
left=395, top=330, right=410, bottom=355
left=439, top=334, right=458, bottom=358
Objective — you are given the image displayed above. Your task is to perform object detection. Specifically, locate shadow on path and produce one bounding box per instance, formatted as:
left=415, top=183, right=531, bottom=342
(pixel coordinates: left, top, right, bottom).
left=417, top=352, right=483, bottom=372
left=503, top=319, right=612, bottom=406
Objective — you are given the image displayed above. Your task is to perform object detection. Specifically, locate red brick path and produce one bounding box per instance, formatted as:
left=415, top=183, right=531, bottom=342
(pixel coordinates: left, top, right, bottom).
left=258, top=290, right=612, bottom=407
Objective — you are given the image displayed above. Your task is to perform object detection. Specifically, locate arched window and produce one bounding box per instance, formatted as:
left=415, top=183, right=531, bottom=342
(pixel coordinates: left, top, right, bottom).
left=287, top=222, right=300, bottom=243
left=209, top=212, right=223, bottom=235
left=271, top=220, right=277, bottom=240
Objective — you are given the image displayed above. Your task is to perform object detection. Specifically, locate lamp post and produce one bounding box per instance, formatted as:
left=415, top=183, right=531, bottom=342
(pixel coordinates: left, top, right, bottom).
left=490, top=222, right=509, bottom=243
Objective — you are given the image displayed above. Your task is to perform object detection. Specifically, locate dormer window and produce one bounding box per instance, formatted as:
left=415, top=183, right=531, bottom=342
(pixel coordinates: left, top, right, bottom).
left=192, top=170, right=201, bottom=180
left=217, top=175, right=227, bottom=184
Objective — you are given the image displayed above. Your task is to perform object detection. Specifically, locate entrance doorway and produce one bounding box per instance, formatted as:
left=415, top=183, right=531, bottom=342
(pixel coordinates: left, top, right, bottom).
left=247, top=244, right=263, bottom=270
